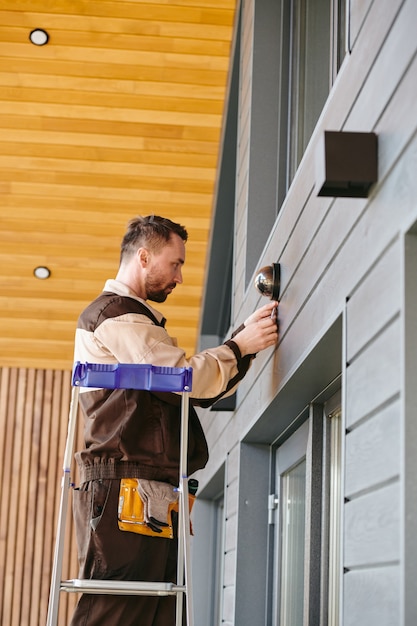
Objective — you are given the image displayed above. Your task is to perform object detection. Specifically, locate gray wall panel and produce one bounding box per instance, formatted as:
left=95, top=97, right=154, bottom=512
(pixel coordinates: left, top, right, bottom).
left=344, top=482, right=400, bottom=568
left=346, top=319, right=401, bottom=429
left=345, top=399, right=401, bottom=498
left=344, top=566, right=400, bottom=626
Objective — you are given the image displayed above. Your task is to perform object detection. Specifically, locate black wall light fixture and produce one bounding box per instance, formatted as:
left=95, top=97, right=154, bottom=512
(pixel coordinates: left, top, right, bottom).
left=315, top=131, right=378, bottom=198
left=254, top=263, right=280, bottom=301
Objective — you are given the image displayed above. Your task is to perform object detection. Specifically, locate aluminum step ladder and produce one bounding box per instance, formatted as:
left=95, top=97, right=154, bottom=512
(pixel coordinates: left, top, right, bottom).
left=46, top=362, right=195, bottom=626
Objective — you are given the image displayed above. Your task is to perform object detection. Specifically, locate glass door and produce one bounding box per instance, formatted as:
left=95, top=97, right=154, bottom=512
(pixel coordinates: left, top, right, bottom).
left=273, top=419, right=309, bottom=625
left=279, top=457, right=307, bottom=625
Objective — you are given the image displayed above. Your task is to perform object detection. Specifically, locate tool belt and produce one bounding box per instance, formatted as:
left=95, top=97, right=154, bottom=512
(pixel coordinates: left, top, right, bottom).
left=118, top=478, right=196, bottom=539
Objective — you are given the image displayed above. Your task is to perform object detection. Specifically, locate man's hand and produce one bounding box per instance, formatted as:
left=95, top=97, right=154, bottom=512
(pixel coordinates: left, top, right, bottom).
left=244, top=301, right=278, bottom=326
left=233, top=302, right=279, bottom=356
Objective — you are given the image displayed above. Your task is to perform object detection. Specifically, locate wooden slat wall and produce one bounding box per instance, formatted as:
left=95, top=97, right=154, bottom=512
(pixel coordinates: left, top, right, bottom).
left=0, top=367, right=82, bottom=626
left=0, top=0, right=236, bottom=370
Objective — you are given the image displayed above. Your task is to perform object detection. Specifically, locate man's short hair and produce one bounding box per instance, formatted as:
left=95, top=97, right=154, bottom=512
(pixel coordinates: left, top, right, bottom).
left=120, top=215, right=188, bottom=263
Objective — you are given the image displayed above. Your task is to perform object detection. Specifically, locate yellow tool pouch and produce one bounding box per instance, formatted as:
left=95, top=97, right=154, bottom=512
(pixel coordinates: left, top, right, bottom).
left=118, top=478, right=196, bottom=539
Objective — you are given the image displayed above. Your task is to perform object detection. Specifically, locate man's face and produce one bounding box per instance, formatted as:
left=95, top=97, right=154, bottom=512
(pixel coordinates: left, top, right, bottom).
left=144, top=234, right=185, bottom=303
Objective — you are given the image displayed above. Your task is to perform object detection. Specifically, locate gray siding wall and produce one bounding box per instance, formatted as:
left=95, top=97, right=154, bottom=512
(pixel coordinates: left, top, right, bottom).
left=344, top=240, right=402, bottom=625
left=196, top=0, right=417, bottom=624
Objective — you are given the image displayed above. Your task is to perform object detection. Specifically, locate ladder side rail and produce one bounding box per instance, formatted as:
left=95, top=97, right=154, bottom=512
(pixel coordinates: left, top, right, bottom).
left=175, top=394, right=185, bottom=626
left=46, top=385, right=80, bottom=626
left=175, top=387, right=194, bottom=626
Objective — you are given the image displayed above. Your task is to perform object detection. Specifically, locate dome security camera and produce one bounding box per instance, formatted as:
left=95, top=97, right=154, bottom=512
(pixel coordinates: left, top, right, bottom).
left=254, top=263, right=280, bottom=301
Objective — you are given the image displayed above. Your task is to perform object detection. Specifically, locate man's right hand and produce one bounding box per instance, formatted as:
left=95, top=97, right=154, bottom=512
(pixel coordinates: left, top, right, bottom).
left=232, top=302, right=279, bottom=356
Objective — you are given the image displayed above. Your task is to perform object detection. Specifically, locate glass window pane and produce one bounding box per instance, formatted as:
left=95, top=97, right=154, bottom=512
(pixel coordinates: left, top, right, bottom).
left=280, top=458, right=307, bottom=626
left=288, top=0, right=331, bottom=181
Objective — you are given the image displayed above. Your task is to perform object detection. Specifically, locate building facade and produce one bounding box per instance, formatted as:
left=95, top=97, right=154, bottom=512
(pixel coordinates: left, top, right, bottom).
left=192, top=1, right=417, bottom=625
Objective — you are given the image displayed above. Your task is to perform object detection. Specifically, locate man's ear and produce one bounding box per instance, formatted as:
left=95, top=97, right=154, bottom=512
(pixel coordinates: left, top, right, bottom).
left=137, top=247, right=150, bottom=267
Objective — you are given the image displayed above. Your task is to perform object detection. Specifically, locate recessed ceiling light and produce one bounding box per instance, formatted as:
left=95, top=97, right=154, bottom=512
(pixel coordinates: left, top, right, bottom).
left=29, top=29, right=49, bottom=46
left=34, top=266, right=51, bottom=280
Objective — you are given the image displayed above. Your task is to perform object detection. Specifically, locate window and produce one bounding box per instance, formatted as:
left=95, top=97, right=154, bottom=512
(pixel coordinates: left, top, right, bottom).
left=287, top=0, right=332, bottom=182
left=245, top=0, right=348, bottom=285
left=270, top=391, right=342, bottom=624
left=272, top=419, right=309, bottom=625
left=279, top=458, right=307, bottom=625
left=278, top=0, right=347, bottom=205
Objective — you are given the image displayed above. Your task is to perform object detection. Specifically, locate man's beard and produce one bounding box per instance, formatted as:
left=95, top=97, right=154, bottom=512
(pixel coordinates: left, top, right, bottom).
left=145, top=276, right=175, bottom=303
left=147, top=290, right=168, bottom=303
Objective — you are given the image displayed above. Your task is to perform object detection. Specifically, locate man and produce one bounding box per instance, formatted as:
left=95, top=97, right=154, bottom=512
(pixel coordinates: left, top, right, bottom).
left=70, top=215, right=278, bottom=626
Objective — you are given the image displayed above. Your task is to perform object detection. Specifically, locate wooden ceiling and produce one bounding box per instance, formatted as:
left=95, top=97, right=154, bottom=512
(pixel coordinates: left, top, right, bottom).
left=0, top=0, right=236, bottom=370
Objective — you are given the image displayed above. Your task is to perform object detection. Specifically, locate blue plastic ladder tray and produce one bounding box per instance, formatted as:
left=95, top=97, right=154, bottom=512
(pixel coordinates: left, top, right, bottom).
left=72, top=362, right=193, bottom=392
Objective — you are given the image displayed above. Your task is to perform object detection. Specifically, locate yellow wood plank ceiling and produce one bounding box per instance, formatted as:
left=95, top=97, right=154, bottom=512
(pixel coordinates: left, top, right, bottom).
left=0, top=0, right=236, bottom=370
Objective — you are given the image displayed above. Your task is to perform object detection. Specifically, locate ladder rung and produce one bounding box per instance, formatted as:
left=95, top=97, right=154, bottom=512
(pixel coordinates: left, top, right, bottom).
left=60, top=579, right=185, bottom=596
